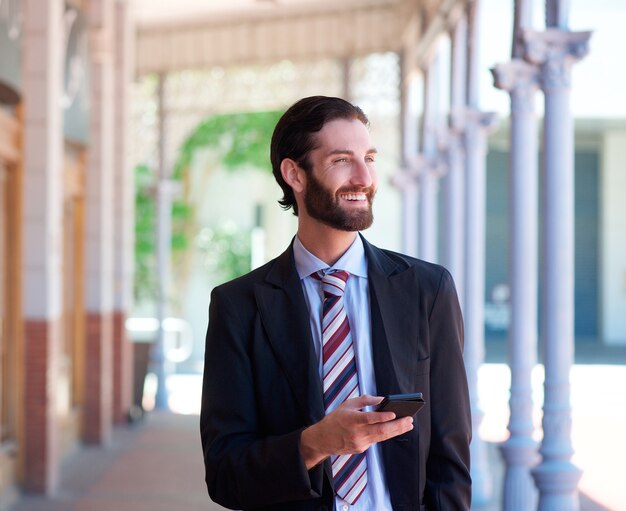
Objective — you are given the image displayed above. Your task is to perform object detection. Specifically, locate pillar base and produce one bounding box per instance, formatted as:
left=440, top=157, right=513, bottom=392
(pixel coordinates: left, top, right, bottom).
left=500, top=436, right=539, bottom=511
left=470, top=420, right=493, bottom=508
left=532, top=460, right=582, bottom=511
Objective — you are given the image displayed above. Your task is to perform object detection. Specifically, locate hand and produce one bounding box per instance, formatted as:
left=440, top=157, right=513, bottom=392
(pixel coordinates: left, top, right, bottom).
left=299, top=395, right=414, bottom=469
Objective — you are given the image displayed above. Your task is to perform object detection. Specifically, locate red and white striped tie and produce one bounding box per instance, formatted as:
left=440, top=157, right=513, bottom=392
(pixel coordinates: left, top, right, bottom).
left=316, top=270, right=367, bottom=504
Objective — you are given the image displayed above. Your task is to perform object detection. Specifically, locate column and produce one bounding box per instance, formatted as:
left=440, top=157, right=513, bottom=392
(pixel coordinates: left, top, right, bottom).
left=392, top=50, right=419, bottom=258
left=153, top=72, right=173, bottom=410
left=417, top=57, right=441, bottom=264
left=84, top=0, right=115, bottom=443
left=442, top=15, right=467, bottom=307
left=112, top=0, right=134, bottom=424
left=462, top=0, right=498, bottom=506
left=524, top=7, right=591, bottom=509
left=491, top=1, right=541, bottom=507
left=391, top=170, right=419, bottom=258
left=22, top=0, right=64, bottom=493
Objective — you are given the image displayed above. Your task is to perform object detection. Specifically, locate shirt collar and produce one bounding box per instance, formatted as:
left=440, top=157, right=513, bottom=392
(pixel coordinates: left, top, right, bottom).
left=293, top=234, right=368, bottom=280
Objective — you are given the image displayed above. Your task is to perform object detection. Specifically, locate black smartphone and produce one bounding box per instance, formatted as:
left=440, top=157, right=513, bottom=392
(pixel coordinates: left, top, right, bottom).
left=376, top=393, right=425, bottom=418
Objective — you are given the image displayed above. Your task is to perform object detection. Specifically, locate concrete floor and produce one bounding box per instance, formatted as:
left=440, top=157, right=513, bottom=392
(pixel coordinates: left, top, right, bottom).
left=7, top=361, right=626, bottom=511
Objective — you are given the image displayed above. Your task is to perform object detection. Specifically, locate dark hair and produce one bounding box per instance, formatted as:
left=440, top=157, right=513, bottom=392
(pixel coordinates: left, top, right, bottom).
left=270, top=96, right=369, bottom=215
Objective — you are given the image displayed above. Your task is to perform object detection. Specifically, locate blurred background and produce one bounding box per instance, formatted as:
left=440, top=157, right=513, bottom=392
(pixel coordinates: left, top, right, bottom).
left=0, top=0, right=625, bottom=510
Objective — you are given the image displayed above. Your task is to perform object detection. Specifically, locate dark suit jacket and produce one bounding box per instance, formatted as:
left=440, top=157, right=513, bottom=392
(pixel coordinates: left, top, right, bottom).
left=200, top=236, right=471, bottom=511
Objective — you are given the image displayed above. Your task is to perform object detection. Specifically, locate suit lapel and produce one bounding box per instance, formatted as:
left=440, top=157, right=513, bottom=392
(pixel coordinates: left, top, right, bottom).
left=254, top=245, right=325, bottom=425
left=364, top=237, right=421, bottom=395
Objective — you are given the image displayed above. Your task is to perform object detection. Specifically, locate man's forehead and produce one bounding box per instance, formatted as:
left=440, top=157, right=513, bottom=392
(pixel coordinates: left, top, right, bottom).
left=314, top=119, right=373, bottom=148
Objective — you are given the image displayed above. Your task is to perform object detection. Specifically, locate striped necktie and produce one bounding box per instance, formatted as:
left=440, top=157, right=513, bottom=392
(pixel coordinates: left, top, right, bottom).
left=316, top=270, right=367, bottom=504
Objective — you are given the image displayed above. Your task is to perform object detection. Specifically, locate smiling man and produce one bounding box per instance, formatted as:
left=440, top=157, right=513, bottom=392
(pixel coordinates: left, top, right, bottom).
left=200, top=96, right=472, bottom=511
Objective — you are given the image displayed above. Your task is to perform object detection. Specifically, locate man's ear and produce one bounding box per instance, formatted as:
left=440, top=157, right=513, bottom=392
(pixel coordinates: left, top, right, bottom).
left=280, top=158, right=306, bottom=193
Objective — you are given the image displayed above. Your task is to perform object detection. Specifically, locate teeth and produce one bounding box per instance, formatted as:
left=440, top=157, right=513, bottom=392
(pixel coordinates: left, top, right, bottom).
left=343, top=194, right=366, bottom=201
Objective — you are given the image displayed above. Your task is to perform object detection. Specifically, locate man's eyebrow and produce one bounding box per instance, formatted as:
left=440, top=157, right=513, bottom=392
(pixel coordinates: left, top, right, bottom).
left=326, top=148, right=378, bottom=156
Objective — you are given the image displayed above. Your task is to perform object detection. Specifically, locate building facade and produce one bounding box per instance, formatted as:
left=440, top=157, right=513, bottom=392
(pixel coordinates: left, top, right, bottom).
left=0, top=0, right=134, bottom=506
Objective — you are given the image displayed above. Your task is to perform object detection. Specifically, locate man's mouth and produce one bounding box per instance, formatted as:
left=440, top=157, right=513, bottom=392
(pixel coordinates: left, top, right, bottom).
left=340, top=193, right=368, bottom=202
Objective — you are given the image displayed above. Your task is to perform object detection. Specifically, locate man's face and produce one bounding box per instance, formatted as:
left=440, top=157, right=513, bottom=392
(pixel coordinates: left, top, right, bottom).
left=301, top=118, right=378, bottom=232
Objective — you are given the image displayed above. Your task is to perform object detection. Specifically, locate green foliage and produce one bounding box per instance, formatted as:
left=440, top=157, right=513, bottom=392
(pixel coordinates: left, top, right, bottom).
left=172, top=110, right=282, bottom=179
left=196, top=223, right=252, bottom=285
left=134, top=164, right=157, bottom=301
left=134, top=109, right=282, bottom=301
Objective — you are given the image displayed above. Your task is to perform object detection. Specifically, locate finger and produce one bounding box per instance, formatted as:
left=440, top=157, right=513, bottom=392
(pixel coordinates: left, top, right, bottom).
left=364, top=395, right=385, bottom=406
left=359, top=409, right=397, bottom=424
left=366, top=416, right=414, bottom=443
left=383, top=416, right=414, bottom=438
left=341, top=394, right=382, bottom=410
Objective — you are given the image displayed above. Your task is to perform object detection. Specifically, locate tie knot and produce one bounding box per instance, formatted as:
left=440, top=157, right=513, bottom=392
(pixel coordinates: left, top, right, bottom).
left=314, top=269, right=350, bottom=297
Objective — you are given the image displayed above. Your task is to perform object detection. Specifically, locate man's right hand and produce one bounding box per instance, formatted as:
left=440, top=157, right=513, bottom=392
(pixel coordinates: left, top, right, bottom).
left=299, top=395, right=414, bottom=470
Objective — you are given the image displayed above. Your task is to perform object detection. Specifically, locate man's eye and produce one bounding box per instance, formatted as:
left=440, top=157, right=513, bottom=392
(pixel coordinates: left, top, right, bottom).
left=333, top=158, right=349, bottom=164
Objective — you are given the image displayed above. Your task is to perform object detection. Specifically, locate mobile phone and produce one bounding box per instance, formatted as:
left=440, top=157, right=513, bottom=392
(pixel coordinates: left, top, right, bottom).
left=376, top=393, right=425, bottom=418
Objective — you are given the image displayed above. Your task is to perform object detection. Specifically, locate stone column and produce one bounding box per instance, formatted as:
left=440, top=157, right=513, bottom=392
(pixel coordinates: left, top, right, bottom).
left=111, top=0, right=134, bottom=424
left=392, top=51, right=420, bottom=258
left=22, top=0, right=64, bottom=493
left=463, top=108, right=497, bottom=510
left=84, top=0, right=115, bottom=444
left=491, top=2, right=541, bottom=507
left=462, top=0, right=497, bottom=506
left=417, top=56, right=441, bottom=264
left=523, top=11, right=591, bottom=510
left=153, top=72, right=174, bottom=410
left=442, top=15, right=467, bottom=308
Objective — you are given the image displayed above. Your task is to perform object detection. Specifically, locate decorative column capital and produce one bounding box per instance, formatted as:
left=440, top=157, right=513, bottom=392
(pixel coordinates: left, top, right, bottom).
left=449, top=107, right=499, bottom=136
left=390, top=167, right=419, bottom=190
left=491, top=59, right=540, bottom=113
left=491, top=59, right=540, bottom=94
left=523, top=29, right=592, bottom=91
left=448, top=108, right=467, bottom=134
left=414, top=153, right=445, bottom=180
left=464, top=108, right=500, bottom=134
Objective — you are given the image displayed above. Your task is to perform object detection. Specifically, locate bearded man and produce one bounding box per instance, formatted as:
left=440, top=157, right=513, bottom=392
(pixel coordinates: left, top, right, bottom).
left=200, top=96, right=471, bottom=511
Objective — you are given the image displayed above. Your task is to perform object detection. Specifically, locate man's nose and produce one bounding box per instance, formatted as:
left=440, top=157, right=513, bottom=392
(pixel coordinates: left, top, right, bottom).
left=351, top=160, right=374, bottom=188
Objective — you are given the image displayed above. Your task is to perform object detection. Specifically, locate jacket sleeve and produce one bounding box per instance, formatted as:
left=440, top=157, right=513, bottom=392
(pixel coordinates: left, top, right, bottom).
left=199, top=285, right=325, bottom=510
left=424, top=269, right=472, bottom=510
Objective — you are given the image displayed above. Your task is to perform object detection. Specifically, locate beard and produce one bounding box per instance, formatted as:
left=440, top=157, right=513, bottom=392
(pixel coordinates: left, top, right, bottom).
left=303, top=172, right=375, bottom=232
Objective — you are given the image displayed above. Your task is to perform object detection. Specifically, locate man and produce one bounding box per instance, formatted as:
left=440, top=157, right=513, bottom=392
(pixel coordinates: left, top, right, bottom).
left=200, top=96, right=471, bottom=510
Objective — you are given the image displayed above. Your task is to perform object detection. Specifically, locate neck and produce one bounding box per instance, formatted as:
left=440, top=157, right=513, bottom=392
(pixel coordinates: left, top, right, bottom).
left=297, top=221, right=358, bottom=266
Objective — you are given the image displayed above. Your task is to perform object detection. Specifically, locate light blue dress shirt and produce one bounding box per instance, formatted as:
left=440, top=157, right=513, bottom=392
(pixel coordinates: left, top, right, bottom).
left=293, top=235, right=393, bottom=511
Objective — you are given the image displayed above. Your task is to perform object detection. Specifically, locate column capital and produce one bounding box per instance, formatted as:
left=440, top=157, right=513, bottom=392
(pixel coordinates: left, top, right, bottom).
left=454, top=107, right=499, bottom=135
left=390, top=167, right=419, bottom=190
left=523, top=28, right=592, bottom=91
left=462, top=108, right=499, bottom=133
left=441, top=126, right=466, bottom=159
left=448, top=108, right=468, bottom=135
left=491, top=59, right=540, bottom=94
left=491, top=59, right=540, bottom=114
left=414, top=153, right=445, bottom=179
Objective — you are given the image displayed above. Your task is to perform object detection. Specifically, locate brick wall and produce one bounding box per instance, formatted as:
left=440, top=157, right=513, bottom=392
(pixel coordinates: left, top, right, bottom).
left=23, top=320, right=60, bottom=493
left=112, top=311, right=133, bottom=424
left=84, top=312, right=113, bottom=445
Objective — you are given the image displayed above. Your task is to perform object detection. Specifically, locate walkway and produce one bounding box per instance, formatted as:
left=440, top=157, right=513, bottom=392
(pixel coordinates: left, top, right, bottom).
left=8, top=412, right=224, bottom=511
left=8, top=363, right=626, bottom=511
